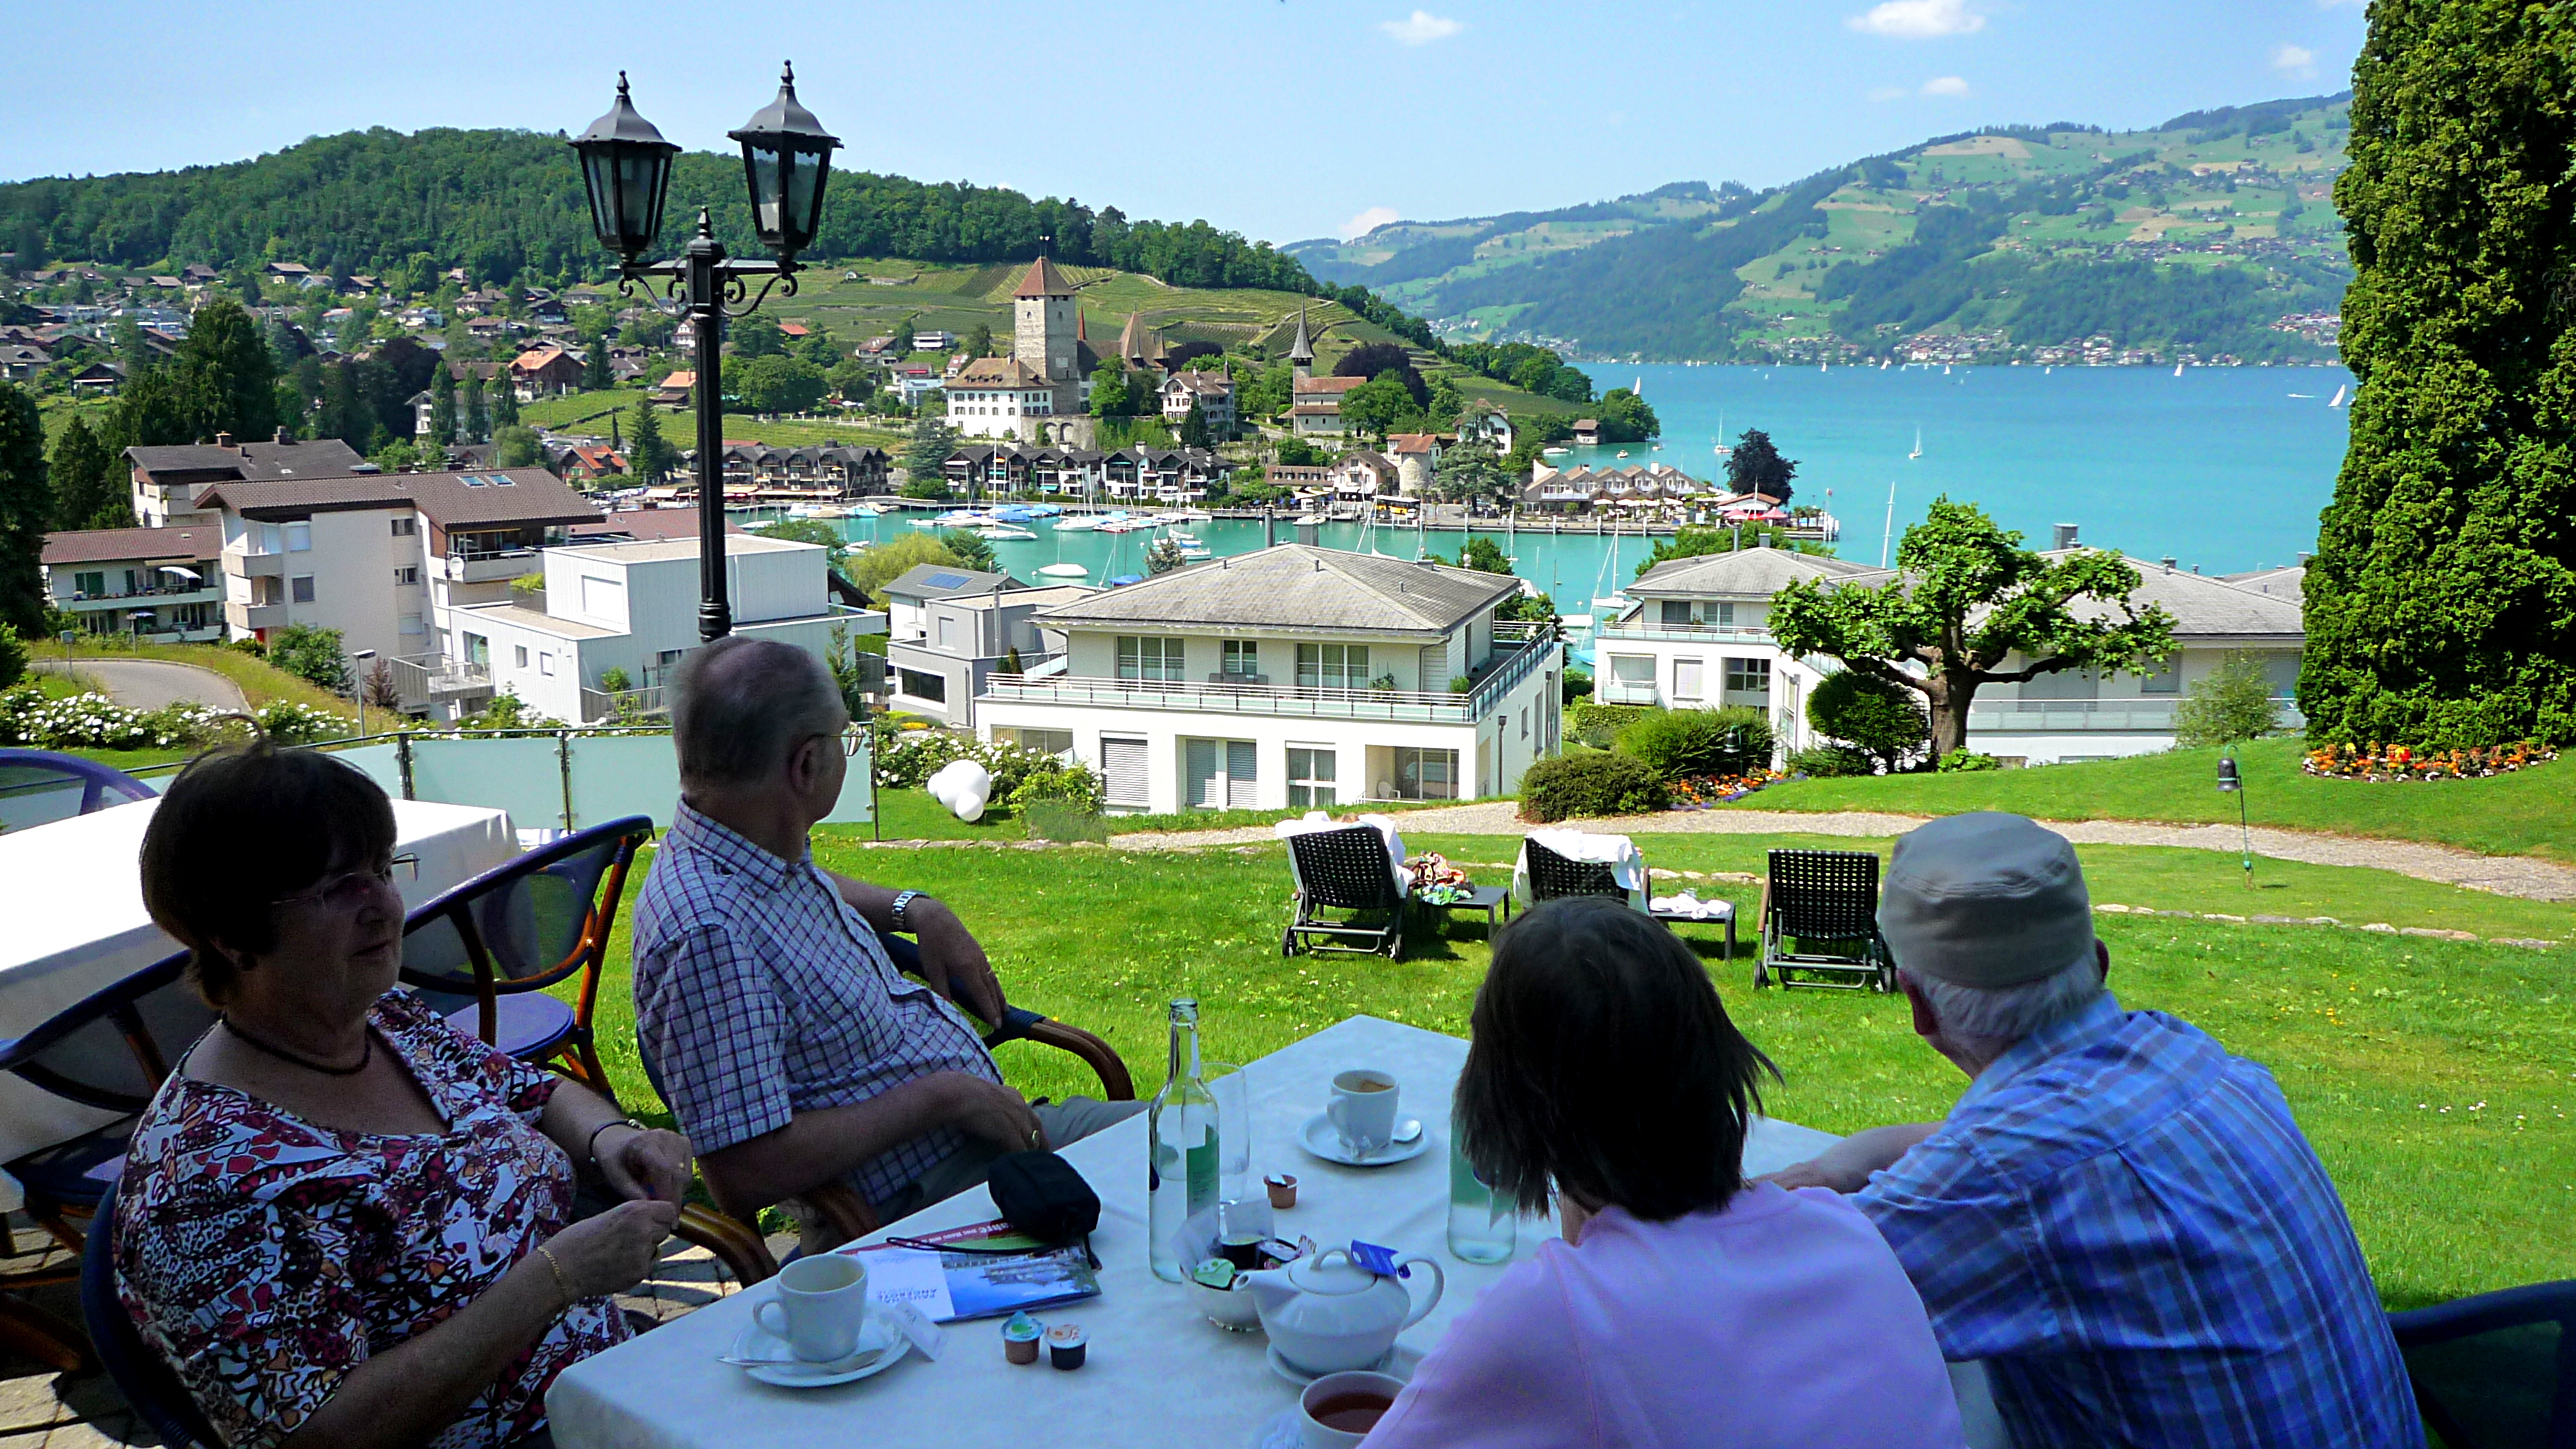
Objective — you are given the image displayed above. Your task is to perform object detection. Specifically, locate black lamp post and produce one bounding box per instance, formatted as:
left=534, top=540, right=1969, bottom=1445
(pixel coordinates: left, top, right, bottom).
left=2216, top=753, right=2252, bottom=888
left=571, top=66, right=839, bottom=642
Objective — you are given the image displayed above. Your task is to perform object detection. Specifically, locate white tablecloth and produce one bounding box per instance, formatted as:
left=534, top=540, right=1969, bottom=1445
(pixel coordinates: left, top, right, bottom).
left=0, top=796, right=518, bottom=1164
left=548, top=1014, right=1967, bottom=1449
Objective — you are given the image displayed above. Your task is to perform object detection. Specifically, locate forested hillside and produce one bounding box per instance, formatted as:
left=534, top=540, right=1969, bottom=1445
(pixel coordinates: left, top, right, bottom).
left=0, top=127, right=1314, bottom=295
left=1289, top=94, right=2355, bottom=364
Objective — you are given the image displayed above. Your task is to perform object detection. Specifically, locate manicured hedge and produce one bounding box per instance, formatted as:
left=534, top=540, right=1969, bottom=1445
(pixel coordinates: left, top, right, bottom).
left=1519, top=750, right=1670, bottom=822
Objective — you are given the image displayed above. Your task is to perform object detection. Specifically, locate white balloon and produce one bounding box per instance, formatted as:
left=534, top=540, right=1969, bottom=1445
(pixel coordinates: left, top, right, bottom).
left=926, top=759, right=994, bottom=823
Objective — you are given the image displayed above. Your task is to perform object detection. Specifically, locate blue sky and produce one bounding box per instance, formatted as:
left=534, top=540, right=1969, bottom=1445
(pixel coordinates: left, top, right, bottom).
left=6, top=1, right=2367, bottom=246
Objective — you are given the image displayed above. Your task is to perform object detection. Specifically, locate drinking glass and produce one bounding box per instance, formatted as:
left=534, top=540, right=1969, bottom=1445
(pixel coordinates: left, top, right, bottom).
left=1447, top=1134, right=1516, bottom=1265
left=1205, top=1061, right=1253, bottom=1208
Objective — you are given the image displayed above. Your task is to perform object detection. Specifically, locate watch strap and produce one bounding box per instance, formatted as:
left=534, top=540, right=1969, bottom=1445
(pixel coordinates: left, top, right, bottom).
left=890, top=889, right=922, bottom=933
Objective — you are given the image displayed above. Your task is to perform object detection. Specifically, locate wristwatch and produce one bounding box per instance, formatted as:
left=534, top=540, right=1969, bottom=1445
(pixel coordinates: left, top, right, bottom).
left=889, top=889, right=924, bottom=934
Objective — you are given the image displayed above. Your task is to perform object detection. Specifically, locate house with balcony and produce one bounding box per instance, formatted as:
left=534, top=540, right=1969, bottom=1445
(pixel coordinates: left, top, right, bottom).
left=441, top=534, right=881, bottom=725
left=193, top=467, right=602, bottom=712
left=125, top=431, right=369, bottom=527
left=1595, top=544, right=2309, bottom=765
left=39, top=526, right=226, bottom=641
left=978, top=544, right=1564, bottom=814
left=886, top=583, right=1089, bottom=729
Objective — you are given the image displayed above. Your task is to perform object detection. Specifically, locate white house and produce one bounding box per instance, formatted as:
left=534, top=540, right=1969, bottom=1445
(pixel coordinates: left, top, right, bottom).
left=944, top=357, right=1058, bottom=439
left=1595, top=544, right=2308, bottom=765
left=977, top=544, right=1564, bottom=814
left=886, top=582, right=1091, bottom=730
left=444, top=535, right=880, bottom=724
left=39, top=525, right=227, bottom=643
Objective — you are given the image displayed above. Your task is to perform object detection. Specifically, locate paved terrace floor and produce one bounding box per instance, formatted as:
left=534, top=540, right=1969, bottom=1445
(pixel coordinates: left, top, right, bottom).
left=1107, top=801, right=2576, bottom=903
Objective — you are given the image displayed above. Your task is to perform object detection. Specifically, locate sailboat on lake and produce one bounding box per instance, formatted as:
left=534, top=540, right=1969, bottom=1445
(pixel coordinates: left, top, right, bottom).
left=1908, top=428, right=1922, bottom=461
left=2329, top=384, right=2349, bottom=408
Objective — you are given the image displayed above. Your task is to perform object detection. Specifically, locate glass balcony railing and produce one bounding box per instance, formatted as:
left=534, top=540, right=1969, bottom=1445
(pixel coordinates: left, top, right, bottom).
left=982, top=626, right=1559, bottom=724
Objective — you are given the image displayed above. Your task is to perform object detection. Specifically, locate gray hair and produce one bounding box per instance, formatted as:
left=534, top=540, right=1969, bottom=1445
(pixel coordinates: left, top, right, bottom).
left=1900, top=952, right=2105, bottom=1053
left=669, top=636, right=845, bottom=789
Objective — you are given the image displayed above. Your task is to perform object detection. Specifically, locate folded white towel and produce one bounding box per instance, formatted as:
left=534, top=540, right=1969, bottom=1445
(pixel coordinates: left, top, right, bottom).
left=1650, top=892, right=1736, bottom=922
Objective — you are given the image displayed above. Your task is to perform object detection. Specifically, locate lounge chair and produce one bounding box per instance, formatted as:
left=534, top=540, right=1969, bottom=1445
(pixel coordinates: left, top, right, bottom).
left=1282, top=825, right=1409, bottom=959
left=1525, top=835, right=1736, bottom=957
left=1754, top=848, right=1895, bottom=992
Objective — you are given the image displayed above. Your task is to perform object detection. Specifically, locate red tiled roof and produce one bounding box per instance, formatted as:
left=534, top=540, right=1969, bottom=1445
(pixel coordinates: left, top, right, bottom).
left=1294, top=376, right=1369, bottom=395
left=1013, top=257, right=1075, bottom=298
left=42, top=525, right=220, bottom=566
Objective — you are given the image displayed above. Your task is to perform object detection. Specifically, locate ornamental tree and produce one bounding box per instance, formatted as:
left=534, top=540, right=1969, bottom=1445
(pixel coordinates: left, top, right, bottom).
left=2302, top=0, right=2576, bottom=746
left=1769, top=497, right=2175, bottom=756
left=1724, top=427, right=1796, bottom=502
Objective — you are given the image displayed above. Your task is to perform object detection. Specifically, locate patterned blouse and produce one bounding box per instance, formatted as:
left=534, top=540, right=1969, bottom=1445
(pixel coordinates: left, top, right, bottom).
left=114, top=989, right=628, bottom=1449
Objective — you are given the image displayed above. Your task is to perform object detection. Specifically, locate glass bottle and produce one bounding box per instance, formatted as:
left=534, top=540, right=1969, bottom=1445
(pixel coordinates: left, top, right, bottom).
left=1147, top=998, right=1220, bottom=1283
left=1446, top=1128, right=1516, bottom=1264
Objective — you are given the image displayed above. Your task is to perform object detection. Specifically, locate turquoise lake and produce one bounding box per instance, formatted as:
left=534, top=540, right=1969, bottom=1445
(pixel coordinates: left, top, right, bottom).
left=818, top=362, right=2354, bottom=607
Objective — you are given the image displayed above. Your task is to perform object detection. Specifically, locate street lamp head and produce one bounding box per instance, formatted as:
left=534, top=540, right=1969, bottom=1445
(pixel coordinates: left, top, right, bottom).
left=571, top=72, right=681, bottom=266
left=2216, top=755, right=2241, bottom=792
left=727, top=61, right=840, bottom=266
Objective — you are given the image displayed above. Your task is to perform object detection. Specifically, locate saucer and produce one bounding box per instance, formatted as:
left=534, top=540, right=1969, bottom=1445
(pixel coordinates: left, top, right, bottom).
left=1265, top=1341, right=1424, bottom=1388
left=728, top=1316, right=910, bottom=1389
left=1299, top=1112, right=1429, bottom=1167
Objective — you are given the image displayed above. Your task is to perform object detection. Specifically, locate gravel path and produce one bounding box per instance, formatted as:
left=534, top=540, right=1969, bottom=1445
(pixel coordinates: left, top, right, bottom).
left=1113, top=801, right=2576, bottom=903
left=36, top=658, right=249, bottom=712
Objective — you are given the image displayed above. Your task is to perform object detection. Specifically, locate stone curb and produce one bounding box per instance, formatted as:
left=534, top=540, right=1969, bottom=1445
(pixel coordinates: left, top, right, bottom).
left=2092, top=902, right=2556, bottom=948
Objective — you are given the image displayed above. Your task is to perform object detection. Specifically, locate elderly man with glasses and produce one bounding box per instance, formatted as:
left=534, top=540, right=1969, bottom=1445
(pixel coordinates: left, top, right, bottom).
left=1767, top=813, right=2421, bottom=1449
left=631, top=637, right=1140, bottom=1246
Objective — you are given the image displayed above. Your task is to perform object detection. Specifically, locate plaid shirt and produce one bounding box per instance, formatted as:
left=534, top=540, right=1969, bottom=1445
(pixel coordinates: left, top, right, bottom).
left=1856, top=994, right=2422, bottom=1449
left=631, top=803, right=1000, bottom=1208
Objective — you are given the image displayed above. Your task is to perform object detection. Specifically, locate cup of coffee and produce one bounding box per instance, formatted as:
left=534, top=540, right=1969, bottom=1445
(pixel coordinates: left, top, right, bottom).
left=753, top=1253, right=871, bottom=1364
left=1327, top=1069, right=1400, bottom=1155
left=1299, top=1370, right=1405, bottom=1447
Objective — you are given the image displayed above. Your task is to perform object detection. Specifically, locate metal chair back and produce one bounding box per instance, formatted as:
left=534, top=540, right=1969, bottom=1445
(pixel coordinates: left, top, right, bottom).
left=2390, top=1279, right=2576, bottom=1449
left=400, top=816, right=651, bottom=1046
left=0, top=950, right=210, bottom=1116
left=1524, top=837, right=1626, bottom=903
left=83, top=1180, right=225, bottom=1449
left=0, top=749, right=158, bottom=834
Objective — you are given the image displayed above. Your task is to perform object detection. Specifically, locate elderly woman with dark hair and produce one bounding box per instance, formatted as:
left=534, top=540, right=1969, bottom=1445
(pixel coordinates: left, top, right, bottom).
left=116, top=741, right=692, bottom=1449
left=1362, top=898, right=1965, bottom=1448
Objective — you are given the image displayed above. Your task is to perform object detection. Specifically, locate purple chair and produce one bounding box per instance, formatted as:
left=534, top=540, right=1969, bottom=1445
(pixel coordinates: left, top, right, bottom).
left=0, top=749, right=157, bottom=833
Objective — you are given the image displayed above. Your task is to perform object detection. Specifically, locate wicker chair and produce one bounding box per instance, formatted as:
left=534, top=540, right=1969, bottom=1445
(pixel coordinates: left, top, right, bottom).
left=1753, top=848, right=1894, bottom=992
left=1281, top=825, right=1410, bottom=959
left=1522, top=836, right=1628, bottom=904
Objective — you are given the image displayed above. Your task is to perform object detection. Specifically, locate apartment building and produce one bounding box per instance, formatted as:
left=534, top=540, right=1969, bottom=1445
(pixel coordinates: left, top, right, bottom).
left=885, top=580, right=1089, bottom=730
left=39, top=525, right=226, bottom=642
left=125, top=432, right=369, bottom=527
left=977, top=544, right=1563, bottom=813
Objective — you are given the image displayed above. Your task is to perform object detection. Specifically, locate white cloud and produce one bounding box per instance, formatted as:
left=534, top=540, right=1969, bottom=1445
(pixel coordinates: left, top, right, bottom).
left=1921, top=75, right=1972, bottom=97
left=1338, top=206, right=1402, bottom=242
left=1380, top=10, right=1465, bottom=45
left=1868, top=85, right=1911, bottom=102
left=2272, top=44, right=2317, bottom=76
left=1848, top=0, right=1984, bottom=39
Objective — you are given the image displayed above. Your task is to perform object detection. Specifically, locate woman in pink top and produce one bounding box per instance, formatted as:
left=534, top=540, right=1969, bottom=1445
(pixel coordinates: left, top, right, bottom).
left=1365, top=898, right=1964, bottom=1449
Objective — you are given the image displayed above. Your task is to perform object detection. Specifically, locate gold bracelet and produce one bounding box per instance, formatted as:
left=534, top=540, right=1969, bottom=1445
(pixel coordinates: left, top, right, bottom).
left=535, top=1244, right=574, bottom=1311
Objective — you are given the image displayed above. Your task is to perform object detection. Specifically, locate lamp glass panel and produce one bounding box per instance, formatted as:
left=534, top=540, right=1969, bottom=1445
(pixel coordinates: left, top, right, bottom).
left=581, top=150, right=617, bottom=243
left=616, top=151, right=662, bottom=246
left=746, top=145, right=784, bottom=238
left=786, top=152, right=828, bottom=250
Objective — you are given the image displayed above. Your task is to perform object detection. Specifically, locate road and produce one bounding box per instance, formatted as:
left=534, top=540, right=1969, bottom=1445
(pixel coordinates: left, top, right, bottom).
left=35, top=658, right=250, bottom=712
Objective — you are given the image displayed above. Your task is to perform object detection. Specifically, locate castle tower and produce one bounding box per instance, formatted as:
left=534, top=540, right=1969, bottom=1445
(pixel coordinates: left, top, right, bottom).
left=1288, top=306, right=1314, bottom=383
left=1013, top=256, right=1082, bottom=415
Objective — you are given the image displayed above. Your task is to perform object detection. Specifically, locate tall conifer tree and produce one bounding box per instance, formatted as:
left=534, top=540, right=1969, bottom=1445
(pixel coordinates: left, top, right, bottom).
left=429, top=366, right=457, bottom=447
left=2304, top=1, right=2576, bottom=745
left=48, top=416, right=126, bottom=530
left=0, top=385, right=54, bottom=638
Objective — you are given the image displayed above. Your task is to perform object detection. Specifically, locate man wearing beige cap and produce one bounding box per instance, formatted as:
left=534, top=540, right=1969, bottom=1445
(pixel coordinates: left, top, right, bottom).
left=1770, top=813, right=2420, bottom=1449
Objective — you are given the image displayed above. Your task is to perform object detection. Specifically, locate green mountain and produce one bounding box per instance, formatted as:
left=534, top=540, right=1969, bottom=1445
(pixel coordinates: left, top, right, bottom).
left=1287, top=94, right=2354, bottom=364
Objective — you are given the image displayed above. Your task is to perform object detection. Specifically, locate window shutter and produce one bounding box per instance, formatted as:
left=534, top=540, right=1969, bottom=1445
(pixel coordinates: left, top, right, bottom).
left=1227, top=741, right=1258, bottom=810
left=1102, top=737, right=1149, bottom=806
left=1185, top=739, right=1220, bottom=809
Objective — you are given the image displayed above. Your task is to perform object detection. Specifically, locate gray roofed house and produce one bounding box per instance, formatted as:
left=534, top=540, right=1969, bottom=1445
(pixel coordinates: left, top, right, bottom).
left=125, top=431, right=371, bottom=527
left=1036, top=544, right=1519, bottom=637
left=881, top=563, right=1025, bottom=645
left=1628, top=546, right=1883, bottom=604
left=2221, top=564, right=2307, bottom=612
left=193, top=467, right=601, bottom=531
left=2038, top=551, right=2303, bottom=640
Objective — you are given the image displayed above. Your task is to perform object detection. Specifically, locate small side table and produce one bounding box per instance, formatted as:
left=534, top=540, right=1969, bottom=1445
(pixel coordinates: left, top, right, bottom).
left=1423, top=884, right=1512, bottom=934
left=1650, top=902, right=1737, bottom=960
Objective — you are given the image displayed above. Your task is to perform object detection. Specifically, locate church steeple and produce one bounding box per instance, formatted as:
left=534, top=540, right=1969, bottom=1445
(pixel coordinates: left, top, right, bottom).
left=1289, top=306, right=1314, bottom=381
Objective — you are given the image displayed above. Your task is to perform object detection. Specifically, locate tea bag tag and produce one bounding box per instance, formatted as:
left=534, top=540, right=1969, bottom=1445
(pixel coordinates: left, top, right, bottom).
left=889, top=1300, right=946, bottom=1361
left=1349, top=1241, right=1403, bottom=1278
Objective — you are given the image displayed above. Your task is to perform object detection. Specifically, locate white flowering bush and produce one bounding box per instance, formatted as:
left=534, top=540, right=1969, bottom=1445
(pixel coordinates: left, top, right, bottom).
left=869, top=720, right=1067, bottom=798
left=0, top=686, right=352, bottom=751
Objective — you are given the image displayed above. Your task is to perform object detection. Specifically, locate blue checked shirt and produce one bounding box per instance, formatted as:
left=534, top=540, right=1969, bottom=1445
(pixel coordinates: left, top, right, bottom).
left=631, top=803, right=1001, bottom=1209
left=1856, top=993, right=2423, bottom=1449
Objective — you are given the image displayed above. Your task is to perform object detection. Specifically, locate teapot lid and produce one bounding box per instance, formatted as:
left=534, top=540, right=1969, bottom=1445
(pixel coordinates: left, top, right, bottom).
left=1284, top=1247, right=1376, bottom=1295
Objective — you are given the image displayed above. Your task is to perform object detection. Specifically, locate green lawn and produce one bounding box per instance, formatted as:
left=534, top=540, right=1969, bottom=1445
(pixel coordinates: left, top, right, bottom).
left=1742, top=737, right=2576, bottom=863
left=580, top=828, right=2576, bottom=1313
left=862, top=786, right=1464, bottom=844
left=50, top=638, right=357, bottom=716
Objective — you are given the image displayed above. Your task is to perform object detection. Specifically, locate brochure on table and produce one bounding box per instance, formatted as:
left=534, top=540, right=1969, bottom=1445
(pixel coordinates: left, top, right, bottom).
left=849, top=1219, right=1101, bottom=1324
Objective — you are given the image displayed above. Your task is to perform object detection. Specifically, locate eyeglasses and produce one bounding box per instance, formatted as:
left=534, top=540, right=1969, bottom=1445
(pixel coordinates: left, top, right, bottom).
left=272, top=854, right=419, bottom=913
left=842, top=727, right=866, bottom=758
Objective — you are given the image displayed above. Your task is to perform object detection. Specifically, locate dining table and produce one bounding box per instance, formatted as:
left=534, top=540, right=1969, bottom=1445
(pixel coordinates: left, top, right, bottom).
left=546, top=1013, right=2006, bottom=1449
left=0, top=794, right=518, bottom=1168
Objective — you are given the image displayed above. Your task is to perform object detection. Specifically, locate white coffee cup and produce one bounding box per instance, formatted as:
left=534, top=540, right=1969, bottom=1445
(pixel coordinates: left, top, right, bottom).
left=1299, top=1369, right=1407, bottom=1447
left=1326, top=1068, right=1400, bottom=1155
left=753, top=1253, right=871, bottom=1363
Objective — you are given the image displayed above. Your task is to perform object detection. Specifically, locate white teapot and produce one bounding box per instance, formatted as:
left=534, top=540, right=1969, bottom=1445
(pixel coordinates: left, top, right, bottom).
left=1244, top=1247, right=1445, bottom=1376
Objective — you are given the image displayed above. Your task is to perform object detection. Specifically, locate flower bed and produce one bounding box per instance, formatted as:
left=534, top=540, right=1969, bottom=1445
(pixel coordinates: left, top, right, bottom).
left=0, top=685, right=351, bottom=751
left=1666, top=768, right=1787, bottom=809
left=2303, top=741, right=2558, bottom=782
